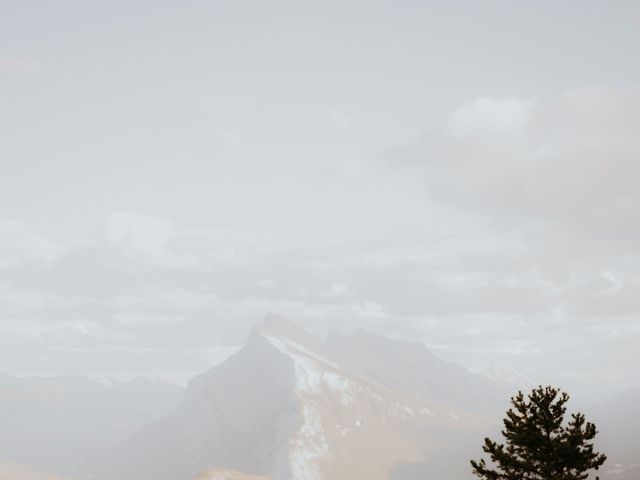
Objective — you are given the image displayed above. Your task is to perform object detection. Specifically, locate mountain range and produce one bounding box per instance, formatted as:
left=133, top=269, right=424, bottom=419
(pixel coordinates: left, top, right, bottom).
left=0, top=371, right=183, bottom=477
left=94, top=314, right=513, bottom=480
left=1, top=314, right=637, bottom=480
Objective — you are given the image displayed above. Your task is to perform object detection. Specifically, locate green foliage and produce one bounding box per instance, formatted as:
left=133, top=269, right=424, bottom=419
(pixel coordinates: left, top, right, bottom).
left=470, top=386, right=606, bottom=480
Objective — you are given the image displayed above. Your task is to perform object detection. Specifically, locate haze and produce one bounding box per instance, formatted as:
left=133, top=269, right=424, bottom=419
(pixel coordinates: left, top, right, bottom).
left=2, top=0, right=640, bottom=401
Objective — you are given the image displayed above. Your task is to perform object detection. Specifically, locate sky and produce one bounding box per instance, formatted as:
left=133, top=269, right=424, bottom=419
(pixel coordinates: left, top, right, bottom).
left=1, top=0, right=640, bottom=396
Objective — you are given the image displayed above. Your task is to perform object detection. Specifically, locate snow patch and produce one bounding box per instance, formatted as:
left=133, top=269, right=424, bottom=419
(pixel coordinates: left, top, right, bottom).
left=264, top=335, right=352, bottom=402
left=264, top=334, right=354, bottom=479
left=288, top=402, right=331, bottom=480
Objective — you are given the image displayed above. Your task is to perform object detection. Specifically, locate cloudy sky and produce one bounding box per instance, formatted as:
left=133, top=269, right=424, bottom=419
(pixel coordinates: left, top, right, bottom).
left=2, top=1, right=639, bottom=395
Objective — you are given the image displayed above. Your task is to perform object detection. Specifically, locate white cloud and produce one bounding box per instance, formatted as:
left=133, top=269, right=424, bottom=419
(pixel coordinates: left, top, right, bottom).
left=446, top=97, right=534, bottom=138
left=106, top=212, right=173, bottom=251
left=325, top=283, right=349, bottom=297
left=111, top=312, right=188, bottom=325
left=599, top=271, right=623, bottom=296
left=105, top=212, right=197, bottom=267
left=0, top=221, right=60, bottom=266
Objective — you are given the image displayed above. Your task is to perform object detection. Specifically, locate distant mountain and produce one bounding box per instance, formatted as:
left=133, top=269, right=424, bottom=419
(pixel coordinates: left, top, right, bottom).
left=588, top=385, right=640, bottom=480
left=0, top=373, right=183, bottom=477
left=0, top=460, right=73, bottom=480
left=99, top=314, right=511, bottom=480
left=469, top=364, right=535, bottom=392
left=5, top=314, right=635, bottom=480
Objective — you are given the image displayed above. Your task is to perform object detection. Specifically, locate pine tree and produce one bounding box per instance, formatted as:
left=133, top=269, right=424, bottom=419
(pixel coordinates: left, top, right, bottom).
left=470, top=386, right=606, bottom=480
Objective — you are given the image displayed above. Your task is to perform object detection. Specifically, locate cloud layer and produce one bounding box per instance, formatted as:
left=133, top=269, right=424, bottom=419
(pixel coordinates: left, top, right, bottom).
left=2, top=1, right=640, bottom=396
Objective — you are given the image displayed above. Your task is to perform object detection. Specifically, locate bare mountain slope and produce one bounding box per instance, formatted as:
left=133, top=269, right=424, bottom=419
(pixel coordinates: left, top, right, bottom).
left=327, top=328, right=513, bottom=414
left=96, top=325, right=298, bottom=480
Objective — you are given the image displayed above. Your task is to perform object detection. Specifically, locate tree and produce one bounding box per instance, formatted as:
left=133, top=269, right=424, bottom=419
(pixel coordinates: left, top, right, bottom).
left=471, top=385, right=606, bottom=480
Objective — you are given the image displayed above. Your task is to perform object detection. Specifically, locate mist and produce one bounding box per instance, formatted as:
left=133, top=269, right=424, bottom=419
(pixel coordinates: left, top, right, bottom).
left=1, top=1, right=639, bottom=479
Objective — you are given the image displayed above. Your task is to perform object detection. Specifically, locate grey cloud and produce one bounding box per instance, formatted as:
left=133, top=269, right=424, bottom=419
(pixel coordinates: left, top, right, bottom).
left=2, top=208, right=637, bottom=392
left=397, top=87, right=640, bottom=244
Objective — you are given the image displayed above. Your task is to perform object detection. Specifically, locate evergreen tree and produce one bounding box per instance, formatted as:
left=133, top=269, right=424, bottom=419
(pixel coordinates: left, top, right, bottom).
left=471, top=386, right=606, bottom=480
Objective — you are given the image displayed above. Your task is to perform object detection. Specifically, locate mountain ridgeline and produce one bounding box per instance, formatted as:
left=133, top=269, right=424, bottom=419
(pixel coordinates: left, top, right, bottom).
left=95, top=314, right=513, bottom=480
left=3, top=314, right=636, bottom=480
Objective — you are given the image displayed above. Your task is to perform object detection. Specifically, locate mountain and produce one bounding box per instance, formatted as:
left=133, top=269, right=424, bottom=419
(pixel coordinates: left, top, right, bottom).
left=3, top=315, right=635, bottom=480
left=98, top=314, right=510, bottom=480
left=327, top=329, right=513, bottom=413
left=196, top=469, right=269, bottom=480
left=588, top=385, right=640, bottom=480
left=469, top=364, right=535, bottom=392
left=0, top=373, right=183, bottom=477
left=0, top=461, right=74, bottom=480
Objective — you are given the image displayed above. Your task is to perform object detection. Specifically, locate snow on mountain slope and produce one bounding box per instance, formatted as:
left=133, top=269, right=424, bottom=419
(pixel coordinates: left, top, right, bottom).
left=260, top=323, right=488, bottom=480
left=262, top=334, right=333, bottom=479
left=98, top=314, right=499, bottom=480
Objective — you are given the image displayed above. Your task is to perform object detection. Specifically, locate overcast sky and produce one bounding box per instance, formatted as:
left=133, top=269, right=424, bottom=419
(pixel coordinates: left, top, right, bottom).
left=2, top=1, right=639, bottom=396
